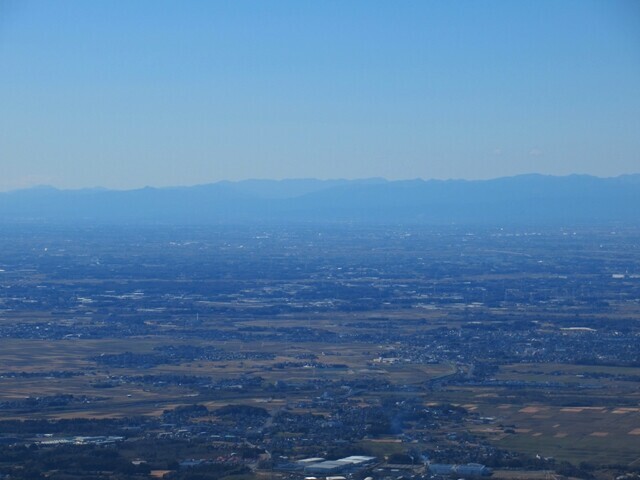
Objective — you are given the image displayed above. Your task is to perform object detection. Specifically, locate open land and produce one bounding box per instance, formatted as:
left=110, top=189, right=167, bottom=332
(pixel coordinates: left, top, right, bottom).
left=0, top=224, right=638, bottom=480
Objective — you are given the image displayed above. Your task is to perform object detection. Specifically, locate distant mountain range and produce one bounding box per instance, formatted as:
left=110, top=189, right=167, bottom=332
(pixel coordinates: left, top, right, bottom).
left=1, top=174, right=639, bottom=225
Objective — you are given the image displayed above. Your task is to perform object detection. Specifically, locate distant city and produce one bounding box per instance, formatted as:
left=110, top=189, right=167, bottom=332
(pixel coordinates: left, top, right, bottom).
left=0, top=222, right=638, bottom=479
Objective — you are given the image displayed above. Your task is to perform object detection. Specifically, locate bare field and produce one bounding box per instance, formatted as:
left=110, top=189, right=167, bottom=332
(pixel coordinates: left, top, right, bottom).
left=0, top=334, right=455, bottom=420
left=468, top=400, right=640, bottom=465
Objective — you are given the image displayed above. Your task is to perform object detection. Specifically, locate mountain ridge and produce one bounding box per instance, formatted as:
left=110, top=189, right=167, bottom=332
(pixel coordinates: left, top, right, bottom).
left=1, top=174, right=639, bottom=225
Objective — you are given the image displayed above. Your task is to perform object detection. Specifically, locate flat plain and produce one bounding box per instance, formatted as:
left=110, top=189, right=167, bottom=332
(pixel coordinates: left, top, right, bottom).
left=0, top=224, right=638, bottom=480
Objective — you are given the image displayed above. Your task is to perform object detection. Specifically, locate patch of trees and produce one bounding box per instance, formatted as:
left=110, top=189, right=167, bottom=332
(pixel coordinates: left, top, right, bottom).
left=163, top=405, right=211, bottom=422
left=0, top=395, right=108, bottom=413
left=0, top=444, right=150, bottom=479
left=92, top=346, right=275, bottom=368
left=214, top=405, right=269, bottom=419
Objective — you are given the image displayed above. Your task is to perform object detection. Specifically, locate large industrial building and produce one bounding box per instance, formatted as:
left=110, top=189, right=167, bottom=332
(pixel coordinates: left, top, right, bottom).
left=302, top=456, right=377, bottom=475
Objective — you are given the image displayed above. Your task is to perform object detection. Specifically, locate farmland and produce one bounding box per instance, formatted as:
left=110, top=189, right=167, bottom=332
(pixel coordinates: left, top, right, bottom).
left=0, top=224, right=639, bottom=479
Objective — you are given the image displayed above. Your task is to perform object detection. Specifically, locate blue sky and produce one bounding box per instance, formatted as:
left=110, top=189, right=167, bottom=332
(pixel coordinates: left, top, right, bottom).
left=0, top=0, right=639, bottom=190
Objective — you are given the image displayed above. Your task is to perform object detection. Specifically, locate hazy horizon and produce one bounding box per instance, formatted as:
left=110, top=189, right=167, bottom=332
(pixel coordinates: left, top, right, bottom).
left=1, top=1, right=639, bottom=191
left=2, top=171, right=640, bottom=194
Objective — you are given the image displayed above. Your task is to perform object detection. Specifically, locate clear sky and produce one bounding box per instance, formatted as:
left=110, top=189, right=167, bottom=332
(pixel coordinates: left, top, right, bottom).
left=0, top=0, right=639, bottom=190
